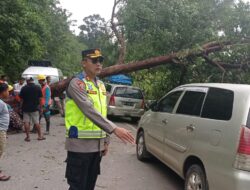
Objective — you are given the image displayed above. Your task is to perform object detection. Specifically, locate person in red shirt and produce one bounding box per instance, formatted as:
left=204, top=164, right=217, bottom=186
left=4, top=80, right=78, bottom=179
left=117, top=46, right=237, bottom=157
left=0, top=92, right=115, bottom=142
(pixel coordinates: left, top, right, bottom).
left=38, top=75, right=52, bottom=135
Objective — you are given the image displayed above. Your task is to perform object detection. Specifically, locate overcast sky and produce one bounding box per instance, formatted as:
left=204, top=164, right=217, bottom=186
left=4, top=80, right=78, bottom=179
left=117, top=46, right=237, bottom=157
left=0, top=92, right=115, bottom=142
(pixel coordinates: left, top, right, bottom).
left=59, top=0, right=114, bottom=34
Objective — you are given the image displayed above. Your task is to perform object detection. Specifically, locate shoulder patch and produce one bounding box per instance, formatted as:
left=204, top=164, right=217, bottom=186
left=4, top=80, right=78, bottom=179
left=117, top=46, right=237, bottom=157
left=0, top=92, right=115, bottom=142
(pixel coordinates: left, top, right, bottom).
left=76, top=81, right=86, bottom=91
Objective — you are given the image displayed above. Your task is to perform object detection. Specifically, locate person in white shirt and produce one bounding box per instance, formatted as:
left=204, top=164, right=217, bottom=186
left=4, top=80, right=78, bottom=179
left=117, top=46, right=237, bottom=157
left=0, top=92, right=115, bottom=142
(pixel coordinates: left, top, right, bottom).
left=13, top=77, right=25, bottom=95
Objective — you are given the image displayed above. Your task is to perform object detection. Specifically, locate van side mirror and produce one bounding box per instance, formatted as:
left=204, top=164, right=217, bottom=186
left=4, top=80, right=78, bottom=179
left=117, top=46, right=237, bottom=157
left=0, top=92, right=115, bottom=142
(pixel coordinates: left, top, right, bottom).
left=147, top=100, right=158, bottom=111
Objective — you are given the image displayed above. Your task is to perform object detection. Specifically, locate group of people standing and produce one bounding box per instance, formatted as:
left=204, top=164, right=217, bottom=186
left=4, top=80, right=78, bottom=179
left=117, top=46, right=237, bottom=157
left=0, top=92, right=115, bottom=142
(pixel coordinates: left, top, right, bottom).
left=0, top=74, right=58, bottom=181
left=21, top=74, right=50, bottom=141
left=1, top=48, right=135, bottom=189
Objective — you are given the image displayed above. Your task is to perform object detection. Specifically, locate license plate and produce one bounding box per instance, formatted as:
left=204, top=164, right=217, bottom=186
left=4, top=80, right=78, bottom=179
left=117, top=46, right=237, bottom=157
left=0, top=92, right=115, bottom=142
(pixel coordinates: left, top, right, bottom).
left=123, top=102, right=134, bottom=106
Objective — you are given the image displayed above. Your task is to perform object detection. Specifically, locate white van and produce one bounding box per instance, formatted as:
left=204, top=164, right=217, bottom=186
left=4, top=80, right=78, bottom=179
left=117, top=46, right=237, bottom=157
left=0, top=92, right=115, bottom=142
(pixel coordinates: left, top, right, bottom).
left=21, top=61, right=63, bottom=83
left=22, top=66, right=63, bottom=83
left=137, top=83, right=250, bottom=190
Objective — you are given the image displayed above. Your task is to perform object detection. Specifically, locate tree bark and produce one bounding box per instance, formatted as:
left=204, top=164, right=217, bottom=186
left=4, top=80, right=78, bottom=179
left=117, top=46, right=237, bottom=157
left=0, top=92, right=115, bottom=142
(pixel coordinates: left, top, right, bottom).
left=98, top=41, right=235, bottom=77
left=5, top=40, right=250, bottom=107
left=50, top=77, right=73, bottom=97
left=110, top=0, right=126, bottom=65
left=48, top=40, right=248, bottom=97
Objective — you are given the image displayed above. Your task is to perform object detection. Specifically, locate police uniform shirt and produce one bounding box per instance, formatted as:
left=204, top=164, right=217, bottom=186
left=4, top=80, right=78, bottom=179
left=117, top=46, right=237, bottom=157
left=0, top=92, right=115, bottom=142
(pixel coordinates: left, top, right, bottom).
left=65, top=76, right=116, bottom=153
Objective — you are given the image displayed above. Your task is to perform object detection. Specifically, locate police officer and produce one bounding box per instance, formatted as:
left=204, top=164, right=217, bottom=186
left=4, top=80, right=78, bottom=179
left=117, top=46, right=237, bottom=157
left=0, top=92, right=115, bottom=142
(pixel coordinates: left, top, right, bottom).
left=65, top=49, right=135, bottom=190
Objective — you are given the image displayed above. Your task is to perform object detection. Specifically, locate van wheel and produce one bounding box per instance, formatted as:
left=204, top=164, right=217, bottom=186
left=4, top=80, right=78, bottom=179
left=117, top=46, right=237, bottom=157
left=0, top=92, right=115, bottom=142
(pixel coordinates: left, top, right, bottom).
left=185, top=164, right=208, bottom=190
left=136, top=131, right=151, bottom=161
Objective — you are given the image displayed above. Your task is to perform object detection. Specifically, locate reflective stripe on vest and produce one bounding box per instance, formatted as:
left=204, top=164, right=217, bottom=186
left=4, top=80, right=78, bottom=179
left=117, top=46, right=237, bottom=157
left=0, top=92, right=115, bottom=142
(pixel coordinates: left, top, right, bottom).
left=65, top=78, right=107, bottom=139
left=41, top=84, right=52, bottom=106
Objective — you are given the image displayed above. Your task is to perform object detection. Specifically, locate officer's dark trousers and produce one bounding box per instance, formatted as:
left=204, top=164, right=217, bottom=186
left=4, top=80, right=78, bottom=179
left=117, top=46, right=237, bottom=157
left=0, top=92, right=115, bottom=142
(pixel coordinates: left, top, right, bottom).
left=66, top=151, right=102, bottom=190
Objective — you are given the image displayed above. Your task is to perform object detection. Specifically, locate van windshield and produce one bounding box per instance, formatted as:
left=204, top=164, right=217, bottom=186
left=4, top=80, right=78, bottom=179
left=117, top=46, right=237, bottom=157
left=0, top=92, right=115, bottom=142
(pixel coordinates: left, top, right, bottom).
left=114, top=87, right=143, bottom=99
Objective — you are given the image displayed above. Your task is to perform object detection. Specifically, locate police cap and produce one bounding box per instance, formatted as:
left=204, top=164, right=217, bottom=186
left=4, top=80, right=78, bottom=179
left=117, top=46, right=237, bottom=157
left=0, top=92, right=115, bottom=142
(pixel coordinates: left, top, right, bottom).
left=82, top=48, right=104, bottom=62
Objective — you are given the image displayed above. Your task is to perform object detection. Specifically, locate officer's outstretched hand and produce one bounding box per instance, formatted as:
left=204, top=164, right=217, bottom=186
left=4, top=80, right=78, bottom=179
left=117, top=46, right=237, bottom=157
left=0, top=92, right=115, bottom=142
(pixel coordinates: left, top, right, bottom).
left=113, top=127, right=135, bottom=144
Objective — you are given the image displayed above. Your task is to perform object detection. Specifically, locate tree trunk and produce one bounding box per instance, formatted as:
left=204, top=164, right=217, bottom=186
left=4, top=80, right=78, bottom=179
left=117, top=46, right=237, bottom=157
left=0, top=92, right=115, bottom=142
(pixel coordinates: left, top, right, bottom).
left=110, top=0, right=126, bottom=65
left=49, top=40, right=248, bottom=96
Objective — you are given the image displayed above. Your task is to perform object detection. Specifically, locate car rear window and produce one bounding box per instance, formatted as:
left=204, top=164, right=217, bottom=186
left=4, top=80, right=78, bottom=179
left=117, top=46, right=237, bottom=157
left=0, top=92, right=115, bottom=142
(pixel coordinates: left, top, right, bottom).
left=176, top=91, right=206, bottom=116
left=114, top=87, right=143, bottom=99
left=201, top=87, right=234, bottom=120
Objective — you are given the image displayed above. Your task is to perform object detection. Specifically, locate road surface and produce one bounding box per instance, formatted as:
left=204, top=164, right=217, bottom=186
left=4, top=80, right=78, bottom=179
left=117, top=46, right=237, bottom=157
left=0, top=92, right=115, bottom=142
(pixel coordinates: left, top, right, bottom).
left=1, top=115, right=183, bottom=190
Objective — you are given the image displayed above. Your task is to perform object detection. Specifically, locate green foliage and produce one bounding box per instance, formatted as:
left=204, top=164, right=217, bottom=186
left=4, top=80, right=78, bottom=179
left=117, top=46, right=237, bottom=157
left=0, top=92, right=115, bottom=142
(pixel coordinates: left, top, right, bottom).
left=121, top=0, right=250, bottom=99
left=75, top=0, right=250, bottom=100
left=0, top=0, right=85, bottom=82
left=78, top=15, right=118, bottom=67
left=2, top=0, right=250, bottom=101
left=123, top=0, right=217, bottom=60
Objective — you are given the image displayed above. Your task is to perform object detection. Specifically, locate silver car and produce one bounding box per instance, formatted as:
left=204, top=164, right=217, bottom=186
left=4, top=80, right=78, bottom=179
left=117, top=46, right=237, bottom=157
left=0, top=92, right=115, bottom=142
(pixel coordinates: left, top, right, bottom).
left=105, top=83, right=145, bottom=122
left=136, top=83, right=250, bottom=190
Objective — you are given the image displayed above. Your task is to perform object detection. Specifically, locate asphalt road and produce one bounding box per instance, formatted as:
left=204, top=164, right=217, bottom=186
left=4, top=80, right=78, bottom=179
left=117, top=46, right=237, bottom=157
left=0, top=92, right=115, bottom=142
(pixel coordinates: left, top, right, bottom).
left=0, top=115, right=183, bottom=190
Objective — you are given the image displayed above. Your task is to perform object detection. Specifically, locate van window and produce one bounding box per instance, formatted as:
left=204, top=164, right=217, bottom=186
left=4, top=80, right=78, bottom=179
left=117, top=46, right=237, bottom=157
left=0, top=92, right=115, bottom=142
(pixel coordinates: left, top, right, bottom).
left=114, top=87, right=143, bottom=99
left=157, top=91, right=183, bottom=113
left=201, top=87, right=234, bottom=120
left=176, top=91, right=206, bottom=116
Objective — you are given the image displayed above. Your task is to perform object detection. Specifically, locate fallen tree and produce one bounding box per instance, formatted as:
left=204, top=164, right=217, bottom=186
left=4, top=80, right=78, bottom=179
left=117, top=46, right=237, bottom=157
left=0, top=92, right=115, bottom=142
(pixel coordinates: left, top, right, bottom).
left=50, top=40, right=250, bottom=96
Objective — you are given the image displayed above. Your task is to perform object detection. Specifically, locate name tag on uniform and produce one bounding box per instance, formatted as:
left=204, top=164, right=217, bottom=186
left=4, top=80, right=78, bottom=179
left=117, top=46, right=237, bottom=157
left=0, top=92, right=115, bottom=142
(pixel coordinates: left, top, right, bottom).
left=87, top=90, right=97, bottom=94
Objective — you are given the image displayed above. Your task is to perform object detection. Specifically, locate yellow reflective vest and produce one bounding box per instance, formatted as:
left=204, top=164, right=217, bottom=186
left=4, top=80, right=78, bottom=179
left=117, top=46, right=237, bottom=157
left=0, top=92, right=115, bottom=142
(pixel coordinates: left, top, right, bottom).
left=65, top=78, right=107, bottom=139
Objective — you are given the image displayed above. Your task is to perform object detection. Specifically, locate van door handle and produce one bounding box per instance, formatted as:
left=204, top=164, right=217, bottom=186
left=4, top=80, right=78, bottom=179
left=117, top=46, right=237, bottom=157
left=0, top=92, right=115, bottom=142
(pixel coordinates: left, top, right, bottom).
left=186, top=124, right=195, bottom=132
left=162, top=119, right=168, bottom=125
